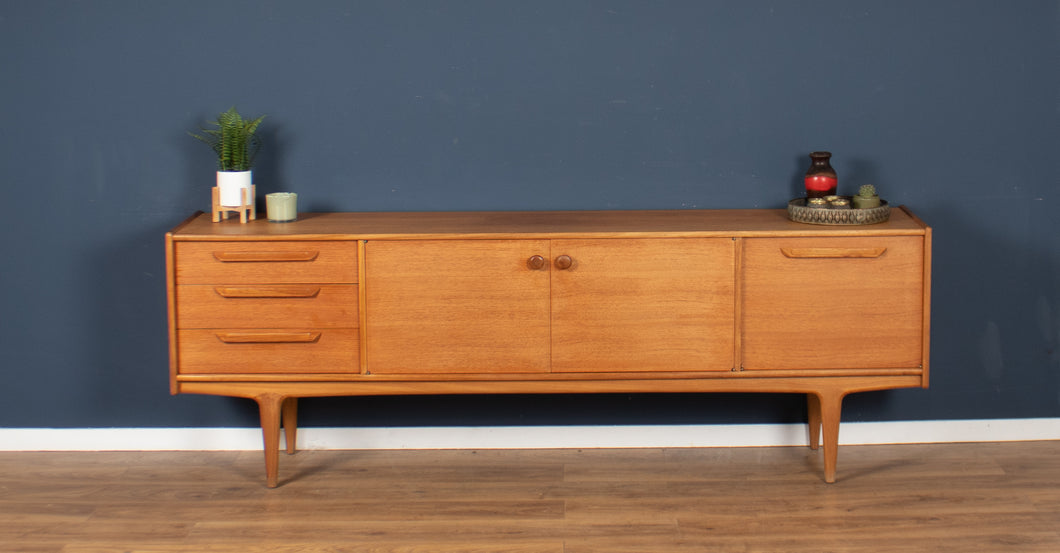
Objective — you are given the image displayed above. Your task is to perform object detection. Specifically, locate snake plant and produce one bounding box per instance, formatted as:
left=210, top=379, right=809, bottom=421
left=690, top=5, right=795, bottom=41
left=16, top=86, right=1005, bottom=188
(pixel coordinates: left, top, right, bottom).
left=189, top=107, right=265, bottom=172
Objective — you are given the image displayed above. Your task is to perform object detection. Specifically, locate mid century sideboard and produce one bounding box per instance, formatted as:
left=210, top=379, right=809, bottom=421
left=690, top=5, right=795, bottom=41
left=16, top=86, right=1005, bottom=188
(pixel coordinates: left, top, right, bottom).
left=165, top=208, right=931, bottom=487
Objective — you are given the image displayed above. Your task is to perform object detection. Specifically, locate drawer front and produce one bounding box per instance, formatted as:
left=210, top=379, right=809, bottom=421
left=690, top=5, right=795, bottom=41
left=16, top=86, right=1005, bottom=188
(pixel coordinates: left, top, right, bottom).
left=175, top=241, right=357, bottom=284
left=177, top=329, right=359, bottom=374
left=741, top=236, right=926, bottom=370
left=176, top=284, right=358, bottom=329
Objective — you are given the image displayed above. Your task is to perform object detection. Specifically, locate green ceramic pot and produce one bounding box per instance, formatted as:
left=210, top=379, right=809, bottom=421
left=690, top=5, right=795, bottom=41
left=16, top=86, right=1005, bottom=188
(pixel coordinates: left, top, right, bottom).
left=852, top=185, right=881, bottom=209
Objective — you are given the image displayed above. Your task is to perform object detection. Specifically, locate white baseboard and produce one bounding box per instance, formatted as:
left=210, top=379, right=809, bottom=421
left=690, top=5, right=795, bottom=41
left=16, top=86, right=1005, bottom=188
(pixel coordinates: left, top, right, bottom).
left=1, top=419, right=1058, bottom=451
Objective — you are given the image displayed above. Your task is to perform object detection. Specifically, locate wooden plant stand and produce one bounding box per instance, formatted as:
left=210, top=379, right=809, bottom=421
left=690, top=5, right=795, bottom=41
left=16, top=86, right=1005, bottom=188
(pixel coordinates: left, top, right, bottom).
left=212, top=185, right=256, bottom=223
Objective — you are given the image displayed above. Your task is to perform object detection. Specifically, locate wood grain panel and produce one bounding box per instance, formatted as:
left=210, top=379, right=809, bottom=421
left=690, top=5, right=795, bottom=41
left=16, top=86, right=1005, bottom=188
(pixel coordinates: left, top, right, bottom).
left=365, top=240, right=551, bottom=374
left=741, top=236, right=925, bottom=370
left=175, top=284, right=358, bottom=329
left=551, top=238, right=735, bottom=372
left=177, top=328, right=359, bottom=374
left=169, top=207, right=929, bottom=239
left=175, top=241, right=357, bottom=284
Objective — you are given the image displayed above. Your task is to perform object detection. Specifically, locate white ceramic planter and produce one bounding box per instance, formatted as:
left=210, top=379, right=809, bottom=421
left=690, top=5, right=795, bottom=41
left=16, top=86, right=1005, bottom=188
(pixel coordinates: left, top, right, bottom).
left=216, top=171, right=253, bottom=207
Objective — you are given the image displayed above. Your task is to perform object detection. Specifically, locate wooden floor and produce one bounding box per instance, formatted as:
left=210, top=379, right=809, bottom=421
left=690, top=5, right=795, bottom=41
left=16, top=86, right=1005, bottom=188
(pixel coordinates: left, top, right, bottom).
left=1, top=441, right=1058, bottom=552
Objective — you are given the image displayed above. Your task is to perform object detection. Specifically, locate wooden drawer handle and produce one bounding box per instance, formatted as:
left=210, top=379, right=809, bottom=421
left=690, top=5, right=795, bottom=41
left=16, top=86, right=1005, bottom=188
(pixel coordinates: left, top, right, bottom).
left=554, top=255, right=573, bottom=270
left=214, top=332, right=322, bottom=344
left=212, top=251, right=320, bottom=263
left=781, top=247, right=887, bottom=259
left=214, top=286, right=321, bottom=298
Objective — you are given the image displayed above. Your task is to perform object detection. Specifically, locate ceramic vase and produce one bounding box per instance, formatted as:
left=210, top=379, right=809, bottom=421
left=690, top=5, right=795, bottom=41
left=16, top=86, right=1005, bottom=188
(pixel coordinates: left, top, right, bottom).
left=804, top=152, right=837, bottom=199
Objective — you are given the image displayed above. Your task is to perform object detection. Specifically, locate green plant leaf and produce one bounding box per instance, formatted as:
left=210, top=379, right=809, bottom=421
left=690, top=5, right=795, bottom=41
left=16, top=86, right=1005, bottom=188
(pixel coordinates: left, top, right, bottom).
left=190, top=106, right=265, bottom=171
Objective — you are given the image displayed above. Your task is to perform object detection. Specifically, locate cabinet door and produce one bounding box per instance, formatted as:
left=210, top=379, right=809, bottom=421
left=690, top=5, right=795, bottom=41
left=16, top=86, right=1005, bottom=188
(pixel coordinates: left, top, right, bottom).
left=740, top=236, right=925, bottom=370
left=365, top=240, right=551, bottom=374
left=550, top=238, right=736, bottom=372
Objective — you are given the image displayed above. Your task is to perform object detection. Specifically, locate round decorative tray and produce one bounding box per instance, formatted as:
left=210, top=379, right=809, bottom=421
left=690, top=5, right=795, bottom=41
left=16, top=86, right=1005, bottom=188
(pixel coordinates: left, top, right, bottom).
left=788, top=197, right=890, bottom=225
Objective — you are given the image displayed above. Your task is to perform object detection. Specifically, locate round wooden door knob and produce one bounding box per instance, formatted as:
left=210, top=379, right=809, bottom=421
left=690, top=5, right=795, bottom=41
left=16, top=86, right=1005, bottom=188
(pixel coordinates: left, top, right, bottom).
left=527, top=255, right=547, bottom=270
left=554, top=255, right=573, bottom=270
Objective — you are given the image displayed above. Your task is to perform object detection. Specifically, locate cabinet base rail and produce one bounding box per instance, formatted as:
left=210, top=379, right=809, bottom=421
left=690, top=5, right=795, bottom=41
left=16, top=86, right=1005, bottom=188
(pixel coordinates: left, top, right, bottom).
left=178, top=376, right=923, bottom=488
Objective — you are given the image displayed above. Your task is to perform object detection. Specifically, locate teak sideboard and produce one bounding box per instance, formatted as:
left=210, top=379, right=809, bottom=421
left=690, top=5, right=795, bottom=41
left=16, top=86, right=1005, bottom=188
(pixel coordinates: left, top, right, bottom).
left=165, top=208, right=931, bottom=487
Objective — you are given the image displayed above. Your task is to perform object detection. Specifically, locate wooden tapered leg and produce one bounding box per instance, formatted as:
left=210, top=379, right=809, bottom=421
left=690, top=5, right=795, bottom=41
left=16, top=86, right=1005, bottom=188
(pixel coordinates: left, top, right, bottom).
left=815, top=390, right=845, bottom=484
left=256, top=394, right=285, bottom=488
left=807, top=393, right=822, bottom=451
left=282, top=397, right=298, bottom=455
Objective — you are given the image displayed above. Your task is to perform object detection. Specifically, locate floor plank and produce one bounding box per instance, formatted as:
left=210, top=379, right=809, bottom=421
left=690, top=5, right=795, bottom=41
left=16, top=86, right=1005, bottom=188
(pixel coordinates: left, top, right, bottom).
left=0, top=442, right=1057, bottom=552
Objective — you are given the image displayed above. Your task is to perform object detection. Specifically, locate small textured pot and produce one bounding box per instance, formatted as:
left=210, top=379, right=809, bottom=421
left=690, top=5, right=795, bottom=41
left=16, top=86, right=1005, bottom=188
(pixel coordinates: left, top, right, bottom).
left=217, top=171, right=253, bottom=207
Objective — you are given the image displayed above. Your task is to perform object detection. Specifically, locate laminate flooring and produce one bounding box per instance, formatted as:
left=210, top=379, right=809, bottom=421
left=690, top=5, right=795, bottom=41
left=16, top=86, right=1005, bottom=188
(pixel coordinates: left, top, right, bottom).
left=1, top=441, right=1058, bottom=552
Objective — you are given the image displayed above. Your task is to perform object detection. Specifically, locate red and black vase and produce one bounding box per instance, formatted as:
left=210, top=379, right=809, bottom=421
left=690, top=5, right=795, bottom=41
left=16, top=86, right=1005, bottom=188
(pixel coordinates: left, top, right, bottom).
left=804, top=151, right=837, bottom=199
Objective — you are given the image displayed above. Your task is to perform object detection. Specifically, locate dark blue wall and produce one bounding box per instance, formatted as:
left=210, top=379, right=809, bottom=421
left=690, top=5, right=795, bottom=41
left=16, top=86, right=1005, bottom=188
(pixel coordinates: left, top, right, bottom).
left=2, top=1, right=1057, bottom=428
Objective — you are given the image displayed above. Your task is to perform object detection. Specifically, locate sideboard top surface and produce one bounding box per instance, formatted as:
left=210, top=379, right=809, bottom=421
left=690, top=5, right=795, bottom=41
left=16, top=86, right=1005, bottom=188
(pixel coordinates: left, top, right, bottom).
left=169, top=207, right=928, bottom=240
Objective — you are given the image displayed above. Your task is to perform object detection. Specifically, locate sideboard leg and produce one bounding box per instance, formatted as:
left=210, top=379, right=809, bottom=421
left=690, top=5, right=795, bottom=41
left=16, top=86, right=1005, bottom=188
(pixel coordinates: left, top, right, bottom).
left=256, top=394, right=285, bottom=488
left=807, top=393, right=822, bottom=450
left=815, top=390, right=846, bottom=484
left=282, top=397, right=298, bottom=455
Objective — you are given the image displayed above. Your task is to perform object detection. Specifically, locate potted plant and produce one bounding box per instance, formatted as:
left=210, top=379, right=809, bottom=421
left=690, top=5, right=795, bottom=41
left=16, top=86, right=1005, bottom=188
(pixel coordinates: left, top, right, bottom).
left=189, top=106, right=266, bottom=207
left=851, top=184, right=882, bottom=209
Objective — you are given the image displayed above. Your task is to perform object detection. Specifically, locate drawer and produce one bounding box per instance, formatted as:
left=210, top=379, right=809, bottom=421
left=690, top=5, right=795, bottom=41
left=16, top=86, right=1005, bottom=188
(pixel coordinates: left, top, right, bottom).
left=176, top=284, right=358, bottom=329
left=177, top=329, right=359, bottom=374
left=175, top=241, right=357, bottom=284
left=740, top=236, right=926, bottom=370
